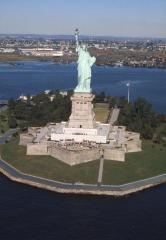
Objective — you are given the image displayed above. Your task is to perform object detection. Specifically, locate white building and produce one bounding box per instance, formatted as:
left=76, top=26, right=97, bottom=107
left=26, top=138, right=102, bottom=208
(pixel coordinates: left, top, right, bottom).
left=0, top=48, right=15, bottom=53
left=20, top=48, right=63, bottom=57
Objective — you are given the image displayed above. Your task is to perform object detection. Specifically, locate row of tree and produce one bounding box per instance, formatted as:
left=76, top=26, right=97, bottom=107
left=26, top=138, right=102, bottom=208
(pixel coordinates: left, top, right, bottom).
left=7, top=91, right=166, bottom=142
left=110, top=96, right=166, bottom=142
left=8, top=91, right=72, bottom=130
left=118, top=98, right=158, bottom=139
left=94, top=92, right=166, bottom=142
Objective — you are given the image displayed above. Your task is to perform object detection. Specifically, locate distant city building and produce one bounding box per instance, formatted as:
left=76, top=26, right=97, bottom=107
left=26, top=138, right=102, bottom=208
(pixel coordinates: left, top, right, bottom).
left=20, top=48, right=63, bottom=57
left=59, top=91, right=68, bottom=97
left=44, top=90, right=50, bottom=95
left=0, top=48, right=15, bottom=53
left=19, top=94, right=32, bottom=101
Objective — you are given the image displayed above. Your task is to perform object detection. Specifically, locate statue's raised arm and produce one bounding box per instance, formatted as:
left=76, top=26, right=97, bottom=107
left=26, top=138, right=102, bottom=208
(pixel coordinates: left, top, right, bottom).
left=75, top=29, right=79, bottom=51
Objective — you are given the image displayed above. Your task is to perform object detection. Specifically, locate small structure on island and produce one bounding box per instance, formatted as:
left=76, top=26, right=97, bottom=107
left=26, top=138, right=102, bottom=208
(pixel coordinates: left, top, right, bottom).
left=20, top=29, right=142, bottom=166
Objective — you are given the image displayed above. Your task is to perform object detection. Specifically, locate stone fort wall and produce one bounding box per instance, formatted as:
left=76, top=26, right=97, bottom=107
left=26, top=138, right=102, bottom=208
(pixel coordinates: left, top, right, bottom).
left=104, top=148, right=125, bottom=162
left=26, top=142, right=126, bottom=165
left=50, top=147, right=100, bottom=166
left=27, top=143, right=49, bottom=156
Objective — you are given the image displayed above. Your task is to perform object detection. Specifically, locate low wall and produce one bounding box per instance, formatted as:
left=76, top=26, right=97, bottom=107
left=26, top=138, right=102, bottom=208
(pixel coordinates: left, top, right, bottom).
left=104, top=148, right=125, bottom=161
left=50, top=147, right=100, bottom=166
left=0, top=158, right=166, bottom=196
left=27, top=143, right=100, bottom=165
left=126, top=140, right=142, bottom=153
left=26, top=143, right=127, bottom=164
left=27, top=143, right=49, bottom=155
left=19, top=134, right=33, bottom=146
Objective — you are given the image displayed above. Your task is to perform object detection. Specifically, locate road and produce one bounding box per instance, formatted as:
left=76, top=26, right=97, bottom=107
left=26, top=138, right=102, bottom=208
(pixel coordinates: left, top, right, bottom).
left=0, top=105, right=8, bottom=113
left=0, top=128, right=19, bottom=145
left=0, top=100, right=8, bottom=113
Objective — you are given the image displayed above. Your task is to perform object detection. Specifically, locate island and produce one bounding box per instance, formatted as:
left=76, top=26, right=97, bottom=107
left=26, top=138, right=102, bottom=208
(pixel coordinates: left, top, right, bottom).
left=0, top=31, right=166, bottom=196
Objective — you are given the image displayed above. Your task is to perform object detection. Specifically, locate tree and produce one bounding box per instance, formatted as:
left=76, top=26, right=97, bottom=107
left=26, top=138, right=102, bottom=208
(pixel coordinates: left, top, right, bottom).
left=119, top=97, right=158, bottom=139
left=153, top=124, right=166, bottom=144
left=8, top=116, right=17, bottom=128
left=94, top=91, right=106, bottom=103
left=8, top=98, right=16, bottom=110
left=19, top=121, right=28, bottom=131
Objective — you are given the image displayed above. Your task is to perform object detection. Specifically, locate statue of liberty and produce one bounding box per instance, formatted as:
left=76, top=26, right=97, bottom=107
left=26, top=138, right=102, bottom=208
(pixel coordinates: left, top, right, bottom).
left=74, top=29, right=96, bottom=93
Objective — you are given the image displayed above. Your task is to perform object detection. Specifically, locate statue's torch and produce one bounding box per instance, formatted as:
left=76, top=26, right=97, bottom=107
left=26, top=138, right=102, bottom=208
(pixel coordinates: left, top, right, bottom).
left=75, top=28, right=79, bottom=47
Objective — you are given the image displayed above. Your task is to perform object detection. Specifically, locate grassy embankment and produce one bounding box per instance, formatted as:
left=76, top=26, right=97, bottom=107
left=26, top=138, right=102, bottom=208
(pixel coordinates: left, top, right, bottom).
left=94, top=103, right=110, bottom=123
left=0, top=53, right=75, bottom=63
left=0, top=53, right=41, bottom=62
left=0, top=136, right=165, bottom=185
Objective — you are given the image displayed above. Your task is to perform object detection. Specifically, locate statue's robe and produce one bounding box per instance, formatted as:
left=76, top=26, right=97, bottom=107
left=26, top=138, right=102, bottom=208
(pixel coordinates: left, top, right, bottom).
left=75, top=47, right=96, bottom=92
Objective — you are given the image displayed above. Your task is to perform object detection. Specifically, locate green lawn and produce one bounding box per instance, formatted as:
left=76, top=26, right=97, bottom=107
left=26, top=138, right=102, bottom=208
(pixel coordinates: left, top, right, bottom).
left=103, top=141, right=166, bottom=184
left=0, top=137, right=98, bottom=184
left=0, top=136, right=166, bottom=185
left=0, top=53, right=42, bottom=62
left=94, top=104, right=110, bottom=123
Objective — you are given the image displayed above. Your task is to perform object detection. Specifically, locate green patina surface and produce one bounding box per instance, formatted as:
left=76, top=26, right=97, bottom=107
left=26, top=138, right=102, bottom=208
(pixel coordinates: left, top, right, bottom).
left=74, top=29, right=96, bottom=93
left=0, top=136, right=166, bottom=185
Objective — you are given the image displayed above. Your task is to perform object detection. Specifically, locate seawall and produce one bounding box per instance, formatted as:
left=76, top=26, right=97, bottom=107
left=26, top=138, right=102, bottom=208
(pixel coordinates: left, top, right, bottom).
left=0, top=158, right=166, bottom=196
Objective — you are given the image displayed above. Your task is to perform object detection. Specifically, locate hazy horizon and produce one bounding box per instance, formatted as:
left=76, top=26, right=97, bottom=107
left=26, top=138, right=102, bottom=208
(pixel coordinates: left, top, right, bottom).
left=0, top=0, right=166, bottom=38
left=0, top=33, right=166, bottom=40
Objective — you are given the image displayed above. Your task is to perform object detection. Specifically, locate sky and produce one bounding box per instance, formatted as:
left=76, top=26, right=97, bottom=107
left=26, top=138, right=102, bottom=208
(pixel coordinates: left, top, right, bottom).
left=0, top=0, right=166, bottom=38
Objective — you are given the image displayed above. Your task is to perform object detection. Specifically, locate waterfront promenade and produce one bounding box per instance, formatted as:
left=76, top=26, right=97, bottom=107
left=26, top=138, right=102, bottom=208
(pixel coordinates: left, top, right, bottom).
left=0, top=157, right=165, bottom=196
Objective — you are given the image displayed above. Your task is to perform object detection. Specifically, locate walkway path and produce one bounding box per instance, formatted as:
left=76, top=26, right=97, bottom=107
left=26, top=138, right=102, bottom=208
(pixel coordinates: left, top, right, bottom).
left=0, top=100, right=8, bottom=113
left=109, top=108, right=120, bottom=125
left=0, top=128, right=19, bottom=144
left=97, top=155, right=104, bottom=184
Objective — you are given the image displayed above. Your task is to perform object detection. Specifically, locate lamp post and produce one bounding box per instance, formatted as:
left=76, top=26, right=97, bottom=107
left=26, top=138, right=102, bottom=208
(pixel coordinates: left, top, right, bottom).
left=126, top=83, right=130, bottom=103
left=75, top=28, right=79, bottom=46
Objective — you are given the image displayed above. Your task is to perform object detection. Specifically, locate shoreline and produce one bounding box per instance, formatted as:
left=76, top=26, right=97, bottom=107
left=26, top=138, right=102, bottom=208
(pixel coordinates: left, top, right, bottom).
left=0, top=158, right=165, bottom=197
left=0, top=57, right=166, bottom=70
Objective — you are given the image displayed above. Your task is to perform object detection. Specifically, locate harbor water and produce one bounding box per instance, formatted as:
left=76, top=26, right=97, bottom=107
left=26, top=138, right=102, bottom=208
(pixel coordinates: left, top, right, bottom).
left=0, top=61, right=166, bottom=112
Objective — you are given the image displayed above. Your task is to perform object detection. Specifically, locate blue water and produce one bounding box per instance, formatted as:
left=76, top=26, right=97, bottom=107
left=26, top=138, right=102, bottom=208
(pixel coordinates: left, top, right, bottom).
left=0, top=174, right=166, bottom=240
left=0, top=61, right=166, bottom=112
left=0, top=61, right=166, bottom=239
